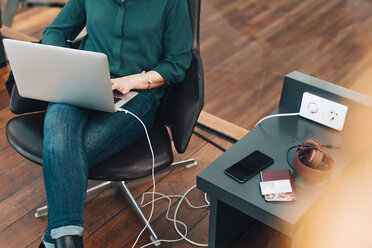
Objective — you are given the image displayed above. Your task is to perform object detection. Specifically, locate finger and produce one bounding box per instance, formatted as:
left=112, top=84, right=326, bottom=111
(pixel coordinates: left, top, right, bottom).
left=121, top=88, right=129, bottom=94
left=112, top=81, right=120, bottom=89
left=115, top=86, right=126, bottom=95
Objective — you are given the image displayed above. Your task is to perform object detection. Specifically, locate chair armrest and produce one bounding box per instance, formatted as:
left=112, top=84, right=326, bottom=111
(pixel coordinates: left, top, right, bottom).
left=163, top=51, right=204, bottom=153
left=6, top=71, right=48, bottom=114
left=10, top=81, right=49, bottom=114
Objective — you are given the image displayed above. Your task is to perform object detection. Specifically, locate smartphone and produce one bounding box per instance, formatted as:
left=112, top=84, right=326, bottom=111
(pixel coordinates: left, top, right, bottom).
left=224, top=150, right=274, bottom=183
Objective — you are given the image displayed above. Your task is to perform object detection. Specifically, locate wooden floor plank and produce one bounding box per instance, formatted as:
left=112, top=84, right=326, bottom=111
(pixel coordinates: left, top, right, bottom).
left=0, top=106, right=17, bottom=128
left=0, top=90, right=10, bottom=114
left=0, top=176, right=45, bottom=232
left=0, top=67, right=10, bottom=90
left=0, top=207, right=47, bottom=248
left=0, top=160, right=41, bottom=202
left=198, top=111, right=249, bottom=141
left=0, top=180, right=123, bottom=248
left=1, top=25, right=38, bottom=42
left=0, top=146, right=25, bottom=175
left=170, top=214, right=209, bottom=248
left=11, top=6, right=62, bottom=39
left=0, top=128, right=9, bottom=150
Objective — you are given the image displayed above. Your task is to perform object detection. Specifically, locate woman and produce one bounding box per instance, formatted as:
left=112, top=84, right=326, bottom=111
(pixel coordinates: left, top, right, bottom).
left=39, top=0, right=192, bottom=247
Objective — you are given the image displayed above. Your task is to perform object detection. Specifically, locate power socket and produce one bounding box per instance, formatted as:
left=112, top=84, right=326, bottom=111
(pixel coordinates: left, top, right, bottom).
left=299, top=92, right=348, bottom=131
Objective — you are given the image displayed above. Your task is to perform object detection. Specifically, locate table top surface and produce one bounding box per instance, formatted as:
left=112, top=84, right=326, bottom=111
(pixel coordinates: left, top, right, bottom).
left=197, top=109, right=363, bottom=237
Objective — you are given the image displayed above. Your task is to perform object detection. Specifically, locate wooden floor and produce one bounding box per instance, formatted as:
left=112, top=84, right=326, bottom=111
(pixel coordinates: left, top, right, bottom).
left=2, top=0, right=372, bottom=247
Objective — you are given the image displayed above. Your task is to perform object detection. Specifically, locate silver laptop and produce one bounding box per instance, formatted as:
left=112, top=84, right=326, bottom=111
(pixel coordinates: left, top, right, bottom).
left=3, top=38, right=138, bottom=112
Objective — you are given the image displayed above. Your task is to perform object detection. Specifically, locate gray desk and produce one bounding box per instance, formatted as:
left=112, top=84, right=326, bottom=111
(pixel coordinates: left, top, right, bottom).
left=197, top=71, right=372, bottom=248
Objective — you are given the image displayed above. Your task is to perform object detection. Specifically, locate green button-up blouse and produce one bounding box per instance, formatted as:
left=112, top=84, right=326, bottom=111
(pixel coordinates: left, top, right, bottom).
left=42, top=0, right=193, bottom=106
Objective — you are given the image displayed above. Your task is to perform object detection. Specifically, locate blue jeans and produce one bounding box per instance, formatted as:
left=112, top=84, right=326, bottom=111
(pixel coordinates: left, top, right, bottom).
left=42, top=91, right=157, bottom=244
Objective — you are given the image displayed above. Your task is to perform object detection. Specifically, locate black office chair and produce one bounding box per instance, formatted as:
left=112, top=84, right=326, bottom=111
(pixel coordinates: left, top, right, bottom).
left=0, top=9, right=8, bottom=68
left=5, top=0, right=203, bottom=244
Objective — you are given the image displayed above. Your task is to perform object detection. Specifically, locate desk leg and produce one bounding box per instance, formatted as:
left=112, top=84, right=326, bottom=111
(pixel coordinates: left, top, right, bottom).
left=209, top=197, right=255, bottom=248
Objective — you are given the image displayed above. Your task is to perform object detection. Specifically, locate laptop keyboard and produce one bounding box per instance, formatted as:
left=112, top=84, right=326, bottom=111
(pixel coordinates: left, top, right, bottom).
left=114, top=97, right=122, bottom=104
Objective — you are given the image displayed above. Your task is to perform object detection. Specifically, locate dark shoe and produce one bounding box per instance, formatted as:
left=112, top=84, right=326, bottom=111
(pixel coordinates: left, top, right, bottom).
left=54, top=235, right=84, bottom=248
left=39, top=242, right=46, bottom=248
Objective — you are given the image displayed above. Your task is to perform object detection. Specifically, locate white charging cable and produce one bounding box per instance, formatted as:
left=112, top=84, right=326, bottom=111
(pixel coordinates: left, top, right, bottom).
left=117, top=108, right=156, bottom=248
left=254, top=112, right=300, bottom=128
left=255, top=102, right=320, bottom=128
left=138, top=191, right=209, bottom=248
left=117, top=108, right=210, bottom=248
left=173, top=185, right=208, bottom=247
left=138, top=186, right=210, bottom=248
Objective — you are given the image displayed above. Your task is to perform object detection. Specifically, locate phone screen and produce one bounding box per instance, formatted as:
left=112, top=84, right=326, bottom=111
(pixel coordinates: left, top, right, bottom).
left=224, top=150, right=274, bottom=183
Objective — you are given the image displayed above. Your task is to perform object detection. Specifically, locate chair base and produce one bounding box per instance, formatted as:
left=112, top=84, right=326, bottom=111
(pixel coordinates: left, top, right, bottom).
left=171, top=158, right=198, bottom=168
left=118, top=181, right=160, bottom=246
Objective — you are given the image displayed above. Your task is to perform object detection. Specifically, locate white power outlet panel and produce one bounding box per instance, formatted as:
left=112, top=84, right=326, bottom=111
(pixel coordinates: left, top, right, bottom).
left=299, top=92, right=348, bottom=131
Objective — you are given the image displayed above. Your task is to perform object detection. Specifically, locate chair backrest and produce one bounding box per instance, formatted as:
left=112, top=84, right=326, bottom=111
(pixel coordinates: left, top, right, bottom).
left=160, top=0, right=204, bottom=154
left=0, top=10, right=8, bottom=67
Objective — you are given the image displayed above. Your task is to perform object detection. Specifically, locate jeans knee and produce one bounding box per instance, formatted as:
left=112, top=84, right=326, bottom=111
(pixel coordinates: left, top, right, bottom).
left=45, top=103, right=83, bottom=123
left=43, top=103, right=90, bottom=152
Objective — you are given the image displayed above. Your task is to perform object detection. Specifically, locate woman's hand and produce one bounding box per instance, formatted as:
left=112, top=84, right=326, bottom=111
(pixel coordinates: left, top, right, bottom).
left=111, top=71, right=165, bottom=94
left=111, top=75, right=137, bottom=95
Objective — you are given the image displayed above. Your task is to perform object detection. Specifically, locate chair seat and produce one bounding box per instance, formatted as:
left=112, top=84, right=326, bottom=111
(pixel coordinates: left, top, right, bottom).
left=6, top=112, right=174, bottom=181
